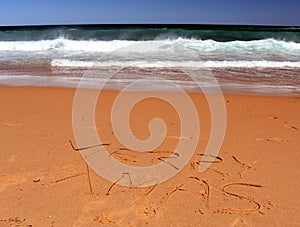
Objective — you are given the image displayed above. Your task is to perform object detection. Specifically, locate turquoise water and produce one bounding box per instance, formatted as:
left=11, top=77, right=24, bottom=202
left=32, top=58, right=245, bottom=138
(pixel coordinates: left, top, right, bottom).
left=1, top=25, right=300, bottom=42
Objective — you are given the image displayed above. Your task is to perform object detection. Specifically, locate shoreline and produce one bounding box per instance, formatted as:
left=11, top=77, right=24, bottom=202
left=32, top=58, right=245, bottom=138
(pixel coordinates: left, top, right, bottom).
left=1, top=64, right=300, bottom=97
left=0, top=85, right=299, bottom=226
left=1, top=84, right=300, bottom=98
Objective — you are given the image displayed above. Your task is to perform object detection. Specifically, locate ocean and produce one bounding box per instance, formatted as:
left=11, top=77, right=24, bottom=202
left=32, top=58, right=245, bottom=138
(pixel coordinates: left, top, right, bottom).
left=0, top=24, right=300, bottom=95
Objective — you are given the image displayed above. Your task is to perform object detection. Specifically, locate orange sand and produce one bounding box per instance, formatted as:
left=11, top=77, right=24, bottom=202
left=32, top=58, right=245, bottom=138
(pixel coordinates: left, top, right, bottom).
left=0, top=86, right=299, bottom=226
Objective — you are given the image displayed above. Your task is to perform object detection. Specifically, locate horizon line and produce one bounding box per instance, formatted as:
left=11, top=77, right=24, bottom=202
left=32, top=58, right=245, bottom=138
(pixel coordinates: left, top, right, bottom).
left=0, top=23, right=299, bottom=29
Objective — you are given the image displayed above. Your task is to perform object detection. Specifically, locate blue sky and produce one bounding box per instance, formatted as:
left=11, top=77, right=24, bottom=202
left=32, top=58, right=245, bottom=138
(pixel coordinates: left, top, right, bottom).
left=0, top=0, right=299, bottom=26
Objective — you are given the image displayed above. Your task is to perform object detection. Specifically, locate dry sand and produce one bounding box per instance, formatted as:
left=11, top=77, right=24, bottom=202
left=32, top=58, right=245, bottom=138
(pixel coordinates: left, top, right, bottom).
left=0, top=86, right=299, bottom=226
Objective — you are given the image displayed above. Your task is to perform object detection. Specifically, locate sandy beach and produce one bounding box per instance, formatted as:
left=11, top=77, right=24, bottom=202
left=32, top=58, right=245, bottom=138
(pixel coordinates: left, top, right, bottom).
left=0, top=86, right=299, bottom=226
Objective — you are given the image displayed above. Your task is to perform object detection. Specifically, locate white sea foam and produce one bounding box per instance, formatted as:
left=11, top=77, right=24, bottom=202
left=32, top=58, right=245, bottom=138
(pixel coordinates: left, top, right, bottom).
left=1, top=37, right=300, bottom=95
left=0, top=38, right=135, bottom=52
left=51, top=59, right=300, bottom=68
left=0, top=38, right=299, bottom=54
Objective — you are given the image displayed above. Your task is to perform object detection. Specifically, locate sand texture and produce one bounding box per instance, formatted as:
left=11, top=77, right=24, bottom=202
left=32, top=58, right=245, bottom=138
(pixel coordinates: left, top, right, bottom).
left=0, top=86, right=300, bottom=226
